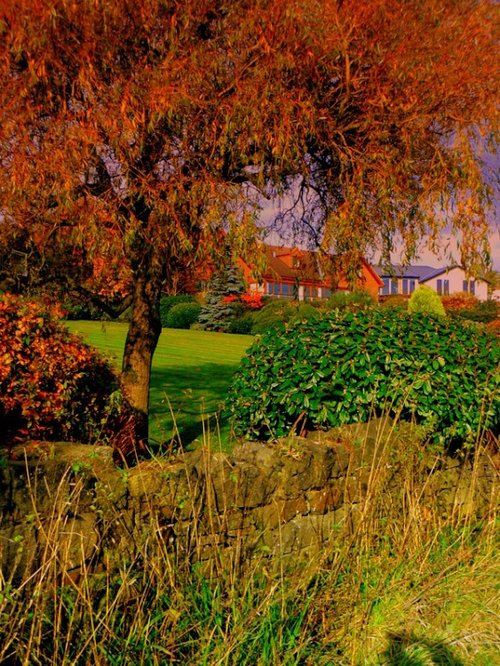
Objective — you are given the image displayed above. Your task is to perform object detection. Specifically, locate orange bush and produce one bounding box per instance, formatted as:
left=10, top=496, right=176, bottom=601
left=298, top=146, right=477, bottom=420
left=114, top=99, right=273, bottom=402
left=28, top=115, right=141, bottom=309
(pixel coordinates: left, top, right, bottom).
left=441, top=292, right=479, bottom=311
left=0, top=294, right=127, bottom=448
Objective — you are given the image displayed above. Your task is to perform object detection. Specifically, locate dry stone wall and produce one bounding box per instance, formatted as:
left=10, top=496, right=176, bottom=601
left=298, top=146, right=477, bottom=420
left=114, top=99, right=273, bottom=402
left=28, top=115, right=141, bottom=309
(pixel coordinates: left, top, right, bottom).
left=0, top=420, right=498, bottom=579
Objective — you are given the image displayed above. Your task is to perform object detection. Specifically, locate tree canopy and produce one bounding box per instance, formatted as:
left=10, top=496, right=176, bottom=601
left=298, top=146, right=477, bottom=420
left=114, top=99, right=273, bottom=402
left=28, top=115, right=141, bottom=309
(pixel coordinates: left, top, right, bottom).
left=0, top=0, right=498, bottom=445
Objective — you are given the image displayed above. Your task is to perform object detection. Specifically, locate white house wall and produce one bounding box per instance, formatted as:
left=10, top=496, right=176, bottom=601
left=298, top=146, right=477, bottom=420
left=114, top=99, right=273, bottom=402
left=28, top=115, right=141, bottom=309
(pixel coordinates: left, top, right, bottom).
left=421, top=267, right=488, bottom=301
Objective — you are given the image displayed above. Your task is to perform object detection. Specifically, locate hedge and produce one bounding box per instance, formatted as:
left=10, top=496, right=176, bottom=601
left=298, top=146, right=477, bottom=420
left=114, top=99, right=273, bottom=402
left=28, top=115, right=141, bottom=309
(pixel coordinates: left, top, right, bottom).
left=225, top=309, right=499, bottom=449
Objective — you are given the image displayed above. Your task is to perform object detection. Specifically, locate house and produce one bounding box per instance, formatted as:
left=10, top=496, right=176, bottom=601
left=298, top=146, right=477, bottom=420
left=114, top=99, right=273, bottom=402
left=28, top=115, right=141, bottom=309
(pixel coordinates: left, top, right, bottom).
left=375, top=264, right=489, bottom=301
left=239, top=245, right=383, bottom=301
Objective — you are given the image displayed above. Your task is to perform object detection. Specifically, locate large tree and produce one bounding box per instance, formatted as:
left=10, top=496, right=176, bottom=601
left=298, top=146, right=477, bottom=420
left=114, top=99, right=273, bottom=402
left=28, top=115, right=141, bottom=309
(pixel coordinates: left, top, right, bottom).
left=0, top=0, right=498, bottom=444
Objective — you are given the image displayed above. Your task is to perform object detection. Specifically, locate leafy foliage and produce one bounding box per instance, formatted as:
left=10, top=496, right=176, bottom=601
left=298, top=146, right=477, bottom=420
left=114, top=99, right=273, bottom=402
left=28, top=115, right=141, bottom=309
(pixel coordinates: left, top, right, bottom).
left=380, top=295, right=409, bottom=311
left=408, top=286, right=446, bottom=317
left=454, top=300, right=499, bottom=324
left=0, top=294, right=128, bottom=446
left=250, top=300, right=321, bottom=334
left=159, top=295, right=197, bottom=328
left=226, top=309, right=499, bottom=447
left=165, top=302, right=201, bottom=330
left=327, top=289, right=376, bottom=310
left=442, top=292, right=479, bottom=312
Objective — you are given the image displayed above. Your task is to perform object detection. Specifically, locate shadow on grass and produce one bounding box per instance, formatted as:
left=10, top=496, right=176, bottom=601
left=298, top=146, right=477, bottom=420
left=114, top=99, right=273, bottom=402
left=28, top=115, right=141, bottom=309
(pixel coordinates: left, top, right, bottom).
left=382, top=632, right=464, bottom=665
left=148, top=362, right=239, bottom=449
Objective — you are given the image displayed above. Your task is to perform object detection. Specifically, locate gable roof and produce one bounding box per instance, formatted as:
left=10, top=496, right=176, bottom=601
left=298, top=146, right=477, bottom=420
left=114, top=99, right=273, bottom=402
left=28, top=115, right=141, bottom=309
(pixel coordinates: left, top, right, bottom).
left=264, top=245, right=323, bottom=282
left=374, top=264, right=438, bottom=280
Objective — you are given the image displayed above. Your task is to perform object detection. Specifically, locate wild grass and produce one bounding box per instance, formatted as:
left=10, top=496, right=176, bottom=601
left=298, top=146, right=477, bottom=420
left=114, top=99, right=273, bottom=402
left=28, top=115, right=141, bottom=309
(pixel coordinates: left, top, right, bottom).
left=1, top=421, right=498, bottom=665
left=65, top=321, right=253, bottom=450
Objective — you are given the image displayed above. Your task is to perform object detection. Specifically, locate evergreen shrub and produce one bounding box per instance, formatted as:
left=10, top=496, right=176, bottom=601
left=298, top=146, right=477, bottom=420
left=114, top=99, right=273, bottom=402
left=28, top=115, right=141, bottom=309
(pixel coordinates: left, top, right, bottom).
left=159, top=294, right=196, bottom=328
left=226, top=309, right=499, bottom=448
left=198, top=265, right=246, bottom=331
left=380, top=294, right=408, bottom=311
left=165, top=302, right=201, bottom=329
left=408, top=285, right=446, bottom=317
left=0, top=294, right=128, bottom=446
left=250, top=300, right=320, bottom=334
left=455, top=300, right=498, bottom=324
left=228, top=312, right=255, bottom=335
left=327, top=289, right=376, bottom=310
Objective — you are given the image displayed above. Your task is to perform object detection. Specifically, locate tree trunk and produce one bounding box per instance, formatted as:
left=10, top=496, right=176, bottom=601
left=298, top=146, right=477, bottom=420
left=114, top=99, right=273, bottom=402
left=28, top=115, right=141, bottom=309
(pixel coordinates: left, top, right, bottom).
left=121, top=245, right=164, bottom=447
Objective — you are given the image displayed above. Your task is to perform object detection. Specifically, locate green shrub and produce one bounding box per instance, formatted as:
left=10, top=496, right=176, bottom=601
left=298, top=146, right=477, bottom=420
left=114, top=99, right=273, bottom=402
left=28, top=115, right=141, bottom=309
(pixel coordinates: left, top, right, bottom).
left=250, top=300, right=321, bottom=334
left=0, top=294, right=128, bottom=446
left=159, top=294, right=196, bottom=328
left=455, top=300, right=498, bottom=324
left=165, top=302, right=201, bottom=329
left=380, top=294, right=408, bottom=311
left=327, top=289, right=376, bottom=310
left=408, top=285, right=446, bottom=317
left=61, top=296, right=110, bottom=321
left=228, top=312, right=255, bottom=335
left=225, top=309, right=499, bottom=448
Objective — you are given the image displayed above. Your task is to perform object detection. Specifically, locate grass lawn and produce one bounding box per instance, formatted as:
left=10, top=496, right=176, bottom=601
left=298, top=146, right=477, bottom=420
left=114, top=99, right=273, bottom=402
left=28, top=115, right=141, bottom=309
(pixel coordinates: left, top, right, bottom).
left=65, top=321, right=253, bottom=450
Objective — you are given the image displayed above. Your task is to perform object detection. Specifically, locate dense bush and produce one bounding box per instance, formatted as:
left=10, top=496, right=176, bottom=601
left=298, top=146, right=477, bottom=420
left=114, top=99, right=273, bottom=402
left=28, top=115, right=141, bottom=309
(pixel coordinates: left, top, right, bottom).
left=228, top=312, right=255, bottom=335
left=250, top=300, right=320, bottom=334
left=454, top=300, right=498, bottom=324
left=159, top=294, right=197, bottom=328
left=408, top=285, right=446, bottom=317
left=165, top=302, right=202, bottom=329
left=327, top=289, right=376, bottom=310
left=380, top=294, right=408, bottom=311
left=226, top=309, right=499, bottom=448
left=0, top=294, right=127, bottom=446
left=442, top=292, right=479, bottom=312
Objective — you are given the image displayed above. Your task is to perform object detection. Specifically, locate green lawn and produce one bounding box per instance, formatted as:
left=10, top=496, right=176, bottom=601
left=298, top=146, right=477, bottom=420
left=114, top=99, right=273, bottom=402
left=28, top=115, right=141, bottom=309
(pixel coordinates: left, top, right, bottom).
left=65, top=321, right=253, bottom=450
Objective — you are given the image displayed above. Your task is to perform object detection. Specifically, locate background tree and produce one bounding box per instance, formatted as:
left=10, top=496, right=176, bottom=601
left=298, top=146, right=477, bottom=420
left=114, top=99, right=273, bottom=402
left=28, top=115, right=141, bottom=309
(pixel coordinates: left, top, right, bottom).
left=0, top=0, right=497, bottom=445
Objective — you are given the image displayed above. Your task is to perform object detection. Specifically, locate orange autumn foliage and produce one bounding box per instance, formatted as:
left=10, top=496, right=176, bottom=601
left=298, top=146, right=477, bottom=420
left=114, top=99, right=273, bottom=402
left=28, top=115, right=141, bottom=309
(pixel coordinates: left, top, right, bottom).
left=0, top=294, right=131, bottom=449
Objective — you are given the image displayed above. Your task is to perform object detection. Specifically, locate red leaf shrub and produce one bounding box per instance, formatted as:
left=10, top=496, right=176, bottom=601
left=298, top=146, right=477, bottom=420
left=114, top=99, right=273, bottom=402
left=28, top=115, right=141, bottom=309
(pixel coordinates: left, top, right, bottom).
left=0, top=294, right=129, bottom=448
left=441, top=292, right=479, bottom=311
left=240, top=292, right=264, bottom=309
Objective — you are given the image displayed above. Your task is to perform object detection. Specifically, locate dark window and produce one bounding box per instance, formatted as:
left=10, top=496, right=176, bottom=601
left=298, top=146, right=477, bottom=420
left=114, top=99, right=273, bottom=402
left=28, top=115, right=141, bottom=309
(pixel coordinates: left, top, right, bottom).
left=267, top=282, right=274, bottom=295
left=463, top=280, right=468, bottom=293
left=437, top=279, right=443, bottom=295
left=470, top=280, right=475, bottom=295
left=444, top=280, right=449, bottom=295
left=382, top=278, right=390, bottom=295
left=391, top=279, right=398, bottom=295
left=282, top=283, right=290, bottom=297
left=274, top=282, right=281, bottom=296
left=409, top=279, right=416, bottom=293
left=402, top=279, right=408, bottom=295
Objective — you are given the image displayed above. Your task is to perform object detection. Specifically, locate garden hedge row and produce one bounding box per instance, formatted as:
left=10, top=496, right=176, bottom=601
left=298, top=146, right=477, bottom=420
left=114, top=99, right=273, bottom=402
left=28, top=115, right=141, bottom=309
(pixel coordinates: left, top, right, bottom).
left=226, top=309, right=499, bottom=449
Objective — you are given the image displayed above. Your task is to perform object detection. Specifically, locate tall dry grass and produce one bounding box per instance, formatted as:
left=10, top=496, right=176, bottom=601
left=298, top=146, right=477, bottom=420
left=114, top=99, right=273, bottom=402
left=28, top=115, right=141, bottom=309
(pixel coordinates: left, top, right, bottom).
left=0, top=417, right=498, bottom=665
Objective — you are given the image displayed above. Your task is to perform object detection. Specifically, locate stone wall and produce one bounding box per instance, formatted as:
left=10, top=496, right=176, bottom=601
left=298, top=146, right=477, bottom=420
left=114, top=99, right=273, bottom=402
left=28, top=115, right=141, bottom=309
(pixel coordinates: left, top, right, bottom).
left=0, top=420, right=498, bottom=579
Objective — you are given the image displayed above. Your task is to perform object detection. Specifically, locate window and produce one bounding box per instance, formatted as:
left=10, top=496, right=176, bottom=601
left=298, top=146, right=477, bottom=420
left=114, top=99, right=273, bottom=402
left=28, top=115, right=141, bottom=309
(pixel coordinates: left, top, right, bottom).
left=274, top=282, right=280, bottom=296
left=382, top=278, right=390, bottom=295
left=282, top=283, right=290, bottom=297
left=402, top=279, right=409, bottom=295
left=444, top=280, right=449, bottom=295
left=391, top=279, right=398, bottom=295
left=323, top=288, right=331, bottom=299
left=409, top=279, right=416, bottom=293
left=267, top=281, right=274, bottom=295
left=437, top=279, right=443, bottom=295
left=463, top=279, right=475, bottom=295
